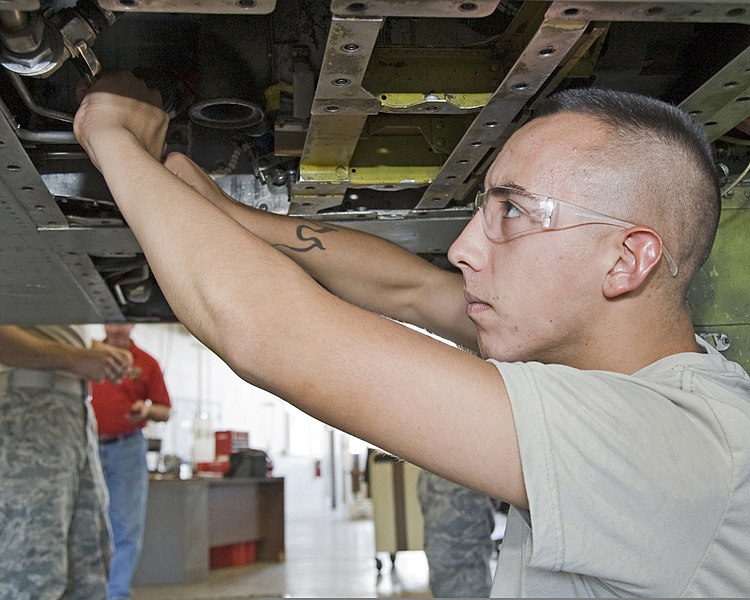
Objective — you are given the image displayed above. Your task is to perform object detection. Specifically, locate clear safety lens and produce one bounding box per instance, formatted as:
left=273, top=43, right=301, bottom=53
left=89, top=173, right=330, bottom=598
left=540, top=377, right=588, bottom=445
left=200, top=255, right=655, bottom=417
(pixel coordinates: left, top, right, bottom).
left=474, top=186, right=678, bottom=276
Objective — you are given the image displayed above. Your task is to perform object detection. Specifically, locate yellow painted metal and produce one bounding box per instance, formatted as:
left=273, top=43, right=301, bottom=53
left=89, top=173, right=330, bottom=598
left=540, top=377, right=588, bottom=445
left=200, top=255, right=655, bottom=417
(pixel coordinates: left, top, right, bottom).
left=348, top=166, right=441, bottom=186
left=378, top=93, right=492, bottom=111
left=298, top=165, right=349, bottom=183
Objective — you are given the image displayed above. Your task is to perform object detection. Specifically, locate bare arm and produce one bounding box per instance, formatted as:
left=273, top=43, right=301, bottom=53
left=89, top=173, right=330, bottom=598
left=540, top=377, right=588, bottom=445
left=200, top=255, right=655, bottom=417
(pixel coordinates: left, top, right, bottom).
left=164, top=152, right=478, bottom=352
left=126, top=399, right=170, bottom=423
left=146, top=402, right=170, bottom=421
left=127, top=364, right=171, bottom=422
left=0, top=326, right=133, bottom=383
left=73, top=73, right=526, bottom=507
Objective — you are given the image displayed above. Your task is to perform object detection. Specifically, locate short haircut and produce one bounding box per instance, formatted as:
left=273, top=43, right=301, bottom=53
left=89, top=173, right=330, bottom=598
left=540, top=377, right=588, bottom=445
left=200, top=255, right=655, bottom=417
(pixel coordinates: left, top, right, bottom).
left=532, top=87, right=721, bottom=289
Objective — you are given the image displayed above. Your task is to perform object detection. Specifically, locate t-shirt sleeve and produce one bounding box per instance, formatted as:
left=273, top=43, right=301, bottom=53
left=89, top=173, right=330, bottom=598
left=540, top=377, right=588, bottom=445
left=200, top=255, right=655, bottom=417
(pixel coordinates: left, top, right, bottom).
left=143, top=356, right=171, bottom=407
left=491, top=360, right=729, bottom=595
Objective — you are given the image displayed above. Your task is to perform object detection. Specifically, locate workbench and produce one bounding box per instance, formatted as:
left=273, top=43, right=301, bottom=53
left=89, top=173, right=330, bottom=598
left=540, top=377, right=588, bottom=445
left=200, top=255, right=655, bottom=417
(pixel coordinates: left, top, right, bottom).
left=132, top=476, right=285, bottom=585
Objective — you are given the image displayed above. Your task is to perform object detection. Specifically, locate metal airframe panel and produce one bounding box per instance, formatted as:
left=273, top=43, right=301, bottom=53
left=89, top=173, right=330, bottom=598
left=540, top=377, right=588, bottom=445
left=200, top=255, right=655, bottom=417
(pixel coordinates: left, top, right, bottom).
left=297, top=1, right=750, bottom=215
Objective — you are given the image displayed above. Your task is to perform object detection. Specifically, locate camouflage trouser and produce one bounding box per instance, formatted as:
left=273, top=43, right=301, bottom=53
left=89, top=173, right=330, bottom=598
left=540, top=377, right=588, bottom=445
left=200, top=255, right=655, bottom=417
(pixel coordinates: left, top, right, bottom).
left=417, top=469, right=495, bottom=598
left=0, top=382, right=111, bottom=600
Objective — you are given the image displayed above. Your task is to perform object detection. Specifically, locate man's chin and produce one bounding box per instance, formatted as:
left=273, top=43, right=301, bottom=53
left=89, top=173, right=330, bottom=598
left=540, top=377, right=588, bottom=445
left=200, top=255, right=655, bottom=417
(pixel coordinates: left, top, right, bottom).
left=477, top=338, right=506, bottom=362
left=478, top=336, right=528, bottom=364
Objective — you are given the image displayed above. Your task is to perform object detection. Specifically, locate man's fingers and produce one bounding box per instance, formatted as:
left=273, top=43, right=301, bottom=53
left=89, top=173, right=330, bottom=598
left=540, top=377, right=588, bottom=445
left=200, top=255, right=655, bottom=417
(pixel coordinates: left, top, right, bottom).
left=75, top=70, right=164, bottom=109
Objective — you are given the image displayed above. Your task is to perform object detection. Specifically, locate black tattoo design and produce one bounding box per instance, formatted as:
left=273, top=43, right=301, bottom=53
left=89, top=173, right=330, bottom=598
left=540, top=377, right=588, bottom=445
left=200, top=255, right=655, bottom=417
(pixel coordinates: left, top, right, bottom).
left=273, top=224, right=338, bottom=253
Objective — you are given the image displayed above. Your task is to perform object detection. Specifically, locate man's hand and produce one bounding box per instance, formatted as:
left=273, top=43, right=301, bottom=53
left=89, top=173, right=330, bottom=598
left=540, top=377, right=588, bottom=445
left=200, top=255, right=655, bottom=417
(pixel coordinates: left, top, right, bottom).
left=74, top=70, right=168, bottom=170
left=0, top=326, right=133, bottom=384
left=126, top=399, right=151, bottom=422
left=73, top=340, right=133, bottom=383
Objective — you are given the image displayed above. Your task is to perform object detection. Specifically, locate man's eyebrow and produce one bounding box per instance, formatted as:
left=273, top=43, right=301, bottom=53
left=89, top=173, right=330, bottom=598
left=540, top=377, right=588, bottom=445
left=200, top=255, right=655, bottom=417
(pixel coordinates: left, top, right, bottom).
left=485, top=180, right=537, bottom=200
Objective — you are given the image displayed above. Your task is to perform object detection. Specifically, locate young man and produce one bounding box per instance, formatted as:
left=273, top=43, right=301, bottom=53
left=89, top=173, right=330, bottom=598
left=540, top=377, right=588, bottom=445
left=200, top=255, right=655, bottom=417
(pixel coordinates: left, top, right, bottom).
left=73, top=72, right=750, bottom=596
left=91, top=323, right=171, bottom=600
left=0, top=325, right=132, bottom=599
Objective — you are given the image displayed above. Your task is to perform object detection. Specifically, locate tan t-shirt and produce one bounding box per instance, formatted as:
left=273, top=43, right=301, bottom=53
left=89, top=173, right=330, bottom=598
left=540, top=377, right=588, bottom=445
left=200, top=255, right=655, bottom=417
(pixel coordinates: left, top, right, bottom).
left=489, top=337, right=750, bottom=597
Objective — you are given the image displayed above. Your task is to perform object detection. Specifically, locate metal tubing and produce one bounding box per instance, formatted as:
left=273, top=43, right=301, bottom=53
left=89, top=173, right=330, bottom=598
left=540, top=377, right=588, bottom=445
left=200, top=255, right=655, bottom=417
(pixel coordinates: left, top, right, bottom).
left=6, top=71, right=74, bottom=123
left=0, top=93, right=78, bottom=143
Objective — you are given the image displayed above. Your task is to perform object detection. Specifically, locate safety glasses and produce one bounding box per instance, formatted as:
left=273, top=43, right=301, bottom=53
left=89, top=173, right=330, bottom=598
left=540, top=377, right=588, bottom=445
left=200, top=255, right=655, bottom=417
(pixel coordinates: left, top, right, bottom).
left=474, top=185, right=678, bottom=277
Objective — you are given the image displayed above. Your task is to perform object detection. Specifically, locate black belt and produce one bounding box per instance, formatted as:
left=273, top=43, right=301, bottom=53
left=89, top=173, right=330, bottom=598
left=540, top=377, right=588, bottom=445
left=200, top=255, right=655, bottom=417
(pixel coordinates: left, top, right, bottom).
left=99, top=430, right=141, bottom=445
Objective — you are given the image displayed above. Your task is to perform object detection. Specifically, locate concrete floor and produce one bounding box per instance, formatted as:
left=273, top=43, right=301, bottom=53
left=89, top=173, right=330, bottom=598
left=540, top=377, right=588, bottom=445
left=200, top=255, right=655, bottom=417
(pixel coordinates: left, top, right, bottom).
left=132, top=509, right=432, bottom=599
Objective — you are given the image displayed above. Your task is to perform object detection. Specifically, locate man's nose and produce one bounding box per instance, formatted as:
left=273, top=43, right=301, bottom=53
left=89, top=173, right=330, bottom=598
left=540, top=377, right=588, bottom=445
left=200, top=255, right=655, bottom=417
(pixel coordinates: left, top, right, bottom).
left=448, top=213, right=489, bottom=273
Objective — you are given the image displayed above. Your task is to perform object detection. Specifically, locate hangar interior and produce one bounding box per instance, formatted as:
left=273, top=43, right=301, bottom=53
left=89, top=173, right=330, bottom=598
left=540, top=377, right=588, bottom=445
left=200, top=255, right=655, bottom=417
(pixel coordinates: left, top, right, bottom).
left=1, top=0, right=749, bottom=597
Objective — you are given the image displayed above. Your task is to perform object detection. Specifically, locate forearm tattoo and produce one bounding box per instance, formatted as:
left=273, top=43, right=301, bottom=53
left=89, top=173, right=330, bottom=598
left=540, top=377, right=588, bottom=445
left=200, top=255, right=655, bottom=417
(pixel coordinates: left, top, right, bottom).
left=273, top=223, right=338, bottom=253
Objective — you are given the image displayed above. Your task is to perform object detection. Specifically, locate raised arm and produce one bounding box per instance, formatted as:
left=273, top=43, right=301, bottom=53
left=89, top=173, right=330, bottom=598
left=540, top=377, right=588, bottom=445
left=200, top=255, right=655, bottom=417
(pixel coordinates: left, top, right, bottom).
left=163, top=152, right=477, bottom=351
left=73, top=72, right=525, bottom=507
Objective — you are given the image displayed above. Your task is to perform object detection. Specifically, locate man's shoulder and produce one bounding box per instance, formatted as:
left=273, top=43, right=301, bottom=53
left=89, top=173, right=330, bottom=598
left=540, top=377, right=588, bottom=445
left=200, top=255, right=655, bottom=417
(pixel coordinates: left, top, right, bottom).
left=491, top=354, right=750, bottom=416
left=130, top=342, right=160, bottom=365
left=635, top=344, right=750, bottom=405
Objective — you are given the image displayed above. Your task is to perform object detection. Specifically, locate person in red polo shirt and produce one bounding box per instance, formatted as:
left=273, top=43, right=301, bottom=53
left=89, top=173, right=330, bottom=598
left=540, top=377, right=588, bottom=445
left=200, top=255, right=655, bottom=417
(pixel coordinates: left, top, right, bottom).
left=91, top=323, right=171, bottom=600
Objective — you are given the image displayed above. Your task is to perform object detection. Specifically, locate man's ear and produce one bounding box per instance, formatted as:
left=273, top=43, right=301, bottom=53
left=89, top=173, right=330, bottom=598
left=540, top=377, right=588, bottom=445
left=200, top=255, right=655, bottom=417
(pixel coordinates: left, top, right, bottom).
left=602, top=228, right=663, bottom=299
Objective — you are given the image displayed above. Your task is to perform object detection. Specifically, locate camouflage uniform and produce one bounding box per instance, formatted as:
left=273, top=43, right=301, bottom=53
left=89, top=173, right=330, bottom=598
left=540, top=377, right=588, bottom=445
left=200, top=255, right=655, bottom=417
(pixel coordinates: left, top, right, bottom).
left=418, top=469, right=495, bottom=598
left=0, top=327, right=111, bottom=600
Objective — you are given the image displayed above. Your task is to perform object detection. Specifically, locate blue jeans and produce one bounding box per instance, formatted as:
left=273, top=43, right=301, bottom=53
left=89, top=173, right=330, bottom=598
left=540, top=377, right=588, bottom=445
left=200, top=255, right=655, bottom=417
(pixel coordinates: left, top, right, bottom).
left=98, top=432, right=148, bottom=600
